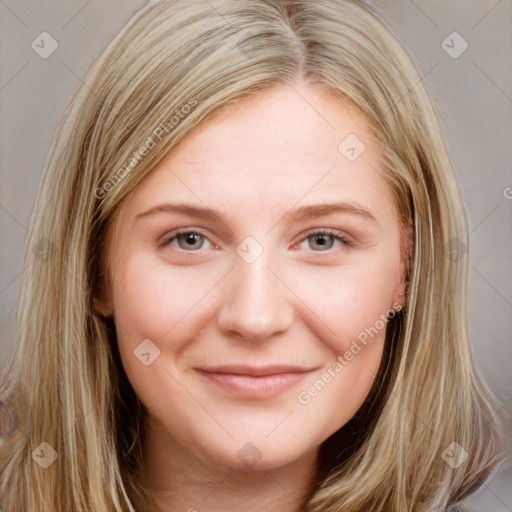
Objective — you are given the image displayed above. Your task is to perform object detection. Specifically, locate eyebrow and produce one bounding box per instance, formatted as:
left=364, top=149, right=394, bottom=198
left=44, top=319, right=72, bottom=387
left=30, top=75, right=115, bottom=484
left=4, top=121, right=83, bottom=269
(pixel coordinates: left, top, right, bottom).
left=283, top=202, right=377, bottom=225
left=135, top=201, right=378, bottom=227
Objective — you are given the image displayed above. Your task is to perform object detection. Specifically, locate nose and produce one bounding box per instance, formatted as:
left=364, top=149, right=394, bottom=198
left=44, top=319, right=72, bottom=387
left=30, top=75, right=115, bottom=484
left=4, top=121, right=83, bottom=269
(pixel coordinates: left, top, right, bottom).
left=216, top=252, right=294, bottom=343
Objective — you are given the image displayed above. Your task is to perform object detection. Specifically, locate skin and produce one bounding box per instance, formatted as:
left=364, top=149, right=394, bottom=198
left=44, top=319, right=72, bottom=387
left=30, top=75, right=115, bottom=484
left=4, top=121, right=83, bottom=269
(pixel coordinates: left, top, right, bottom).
left=97, top=79, right=408, bottom=511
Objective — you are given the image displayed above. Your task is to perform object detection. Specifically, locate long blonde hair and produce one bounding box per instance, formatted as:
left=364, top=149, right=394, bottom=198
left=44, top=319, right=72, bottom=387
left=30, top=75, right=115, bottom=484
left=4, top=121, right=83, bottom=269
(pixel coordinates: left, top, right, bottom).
left=0, top=1, right=506, bottom=510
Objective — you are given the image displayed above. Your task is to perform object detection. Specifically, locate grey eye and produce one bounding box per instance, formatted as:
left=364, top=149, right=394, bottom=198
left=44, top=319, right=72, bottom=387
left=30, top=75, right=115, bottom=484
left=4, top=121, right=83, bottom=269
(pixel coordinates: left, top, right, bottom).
left=175, top=232, right=206, bottom=250
left=308, top=234, right=334, bottom=251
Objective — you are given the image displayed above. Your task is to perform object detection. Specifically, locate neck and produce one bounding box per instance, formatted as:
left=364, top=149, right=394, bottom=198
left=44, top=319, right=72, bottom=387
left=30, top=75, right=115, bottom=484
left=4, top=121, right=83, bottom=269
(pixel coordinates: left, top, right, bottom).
left=137, top=415, right=319, bottom=512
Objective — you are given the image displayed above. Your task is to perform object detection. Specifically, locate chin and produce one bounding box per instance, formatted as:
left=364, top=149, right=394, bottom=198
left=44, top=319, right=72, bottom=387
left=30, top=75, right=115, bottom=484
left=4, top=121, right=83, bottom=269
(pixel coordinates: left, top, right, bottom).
left=188, top=425, right=320, bottom=474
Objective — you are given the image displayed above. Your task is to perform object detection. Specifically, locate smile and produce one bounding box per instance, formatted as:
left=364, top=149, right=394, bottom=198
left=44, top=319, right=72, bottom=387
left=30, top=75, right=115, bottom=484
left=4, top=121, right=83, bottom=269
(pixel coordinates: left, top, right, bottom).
left=195, top=365, right=318, bottom=399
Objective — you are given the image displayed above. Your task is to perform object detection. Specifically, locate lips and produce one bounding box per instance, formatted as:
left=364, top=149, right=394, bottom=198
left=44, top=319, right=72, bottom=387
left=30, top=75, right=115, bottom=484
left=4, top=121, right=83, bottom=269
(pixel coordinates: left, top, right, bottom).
left=195, top=364, right=317, bottom=399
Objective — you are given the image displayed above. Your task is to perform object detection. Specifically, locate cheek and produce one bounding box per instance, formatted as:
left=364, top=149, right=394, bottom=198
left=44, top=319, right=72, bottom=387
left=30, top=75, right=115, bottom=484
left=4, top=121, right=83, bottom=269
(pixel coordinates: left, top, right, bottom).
left=292, top=261, right=395, bottom=431
left=288, top=255, right=400, bottom=355
left=111, top=253, right=225, bottom=347
left=110, top=254, right=220, bottom=413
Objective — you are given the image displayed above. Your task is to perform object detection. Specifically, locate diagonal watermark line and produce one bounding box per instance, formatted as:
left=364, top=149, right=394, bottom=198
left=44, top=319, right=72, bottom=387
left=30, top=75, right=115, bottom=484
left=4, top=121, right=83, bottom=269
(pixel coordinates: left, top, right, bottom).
left=373, top=369, right=442, bottom=444
left=0, top=203, right=28, bottom=232
left=28, top=232, right=132, bottom=337
left=475, top=393, right=512, bottom=501
left=0, top=401, right=29, bottom=441
left=63, top=401, right=99, bottom=439
left=0, top=0, right=29, bottom=28
left=472, top=265, right=512, bottom=309
left=0, top=62, right=29, bottom=92
left=60, top=264, right=135, bottom=336
left=165, top=164, right=234, bottom=234
left=163, top=367, right=234, bottom=438
left=286, top=82, right=336, bottom=131
left=266, top=164, right=336, bottom=234
left=265, top=471, right=301, bottom=504
left=61, top=0, right=92, bottom=29
left=384, top=388, right=442, bottom=443
left=203, top=0, right=234, bottom=29
left=266, top=409, right=294, bottom=438
left=22, top=230, right=134, bottom=335
left=383, top=62, right=439, bottom=118
left=479, top=396, right=512, bottom=438
left=265, top=265, right=336, bottom=335
left=399, top=395, right=440, bottom=441
left=472, top=61, right=512, bottom=103
left=472, top=0, right=503, bottom=29
left=61, top=60, right=118, bottom=118
left=61, top=60, right=90, bottom=86
left=0, top=268, right=24, bottom=296
left=470, top=205, right=499, bottom=233
left=409, top=0, right=439, bottom=29
left=485, top=484, right=512, bottom=512
left=375, top=332, right=509, bottom=482
left=162, top=266, right=234, bottom=337
left=201, top=470, right=234, bottom=503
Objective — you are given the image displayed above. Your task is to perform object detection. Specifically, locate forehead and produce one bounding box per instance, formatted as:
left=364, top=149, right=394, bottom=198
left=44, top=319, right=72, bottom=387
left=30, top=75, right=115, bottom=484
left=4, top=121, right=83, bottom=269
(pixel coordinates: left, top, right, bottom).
left=121, top=81, right=397, bottom=226
left=171, top=82, right=373, bottom=178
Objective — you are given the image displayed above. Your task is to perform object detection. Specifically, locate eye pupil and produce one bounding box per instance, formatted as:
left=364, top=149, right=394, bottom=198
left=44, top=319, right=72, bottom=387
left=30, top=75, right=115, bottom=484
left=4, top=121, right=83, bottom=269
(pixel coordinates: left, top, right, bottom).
left=309, top=234, right=334, bottom=251
left=178, top=232, right=203, bottom=250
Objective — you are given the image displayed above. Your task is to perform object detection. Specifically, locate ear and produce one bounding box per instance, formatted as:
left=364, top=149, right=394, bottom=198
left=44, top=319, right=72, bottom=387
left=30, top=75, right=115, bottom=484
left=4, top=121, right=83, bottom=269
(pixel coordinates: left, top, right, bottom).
left=392, top=222, right=413, bottom=310
left=392, top=275, right=407, bottom=311
left=93, top=276, right=114, bottom=318
left=93, top=223, right=117, bottom=318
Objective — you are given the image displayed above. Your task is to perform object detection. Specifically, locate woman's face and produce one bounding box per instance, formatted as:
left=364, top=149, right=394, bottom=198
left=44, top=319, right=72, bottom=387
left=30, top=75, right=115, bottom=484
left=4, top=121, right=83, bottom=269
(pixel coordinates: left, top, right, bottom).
left=100, top=81, right=407, bottom=471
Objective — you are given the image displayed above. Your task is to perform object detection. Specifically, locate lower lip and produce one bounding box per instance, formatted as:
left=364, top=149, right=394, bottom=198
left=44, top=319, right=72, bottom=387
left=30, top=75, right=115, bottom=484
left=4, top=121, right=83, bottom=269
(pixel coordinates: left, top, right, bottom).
left=196, top=370, right=312, bottom=399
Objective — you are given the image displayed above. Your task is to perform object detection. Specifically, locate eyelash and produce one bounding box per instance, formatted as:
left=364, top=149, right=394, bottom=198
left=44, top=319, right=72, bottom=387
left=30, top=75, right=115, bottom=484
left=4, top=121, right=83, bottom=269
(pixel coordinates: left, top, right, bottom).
left=160, top=228, right=353, bottom=253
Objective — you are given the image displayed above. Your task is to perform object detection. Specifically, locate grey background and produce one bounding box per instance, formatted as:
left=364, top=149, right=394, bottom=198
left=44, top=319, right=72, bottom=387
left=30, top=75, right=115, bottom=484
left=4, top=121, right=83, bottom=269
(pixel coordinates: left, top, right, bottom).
left=0, top=1, right=511, bottom=510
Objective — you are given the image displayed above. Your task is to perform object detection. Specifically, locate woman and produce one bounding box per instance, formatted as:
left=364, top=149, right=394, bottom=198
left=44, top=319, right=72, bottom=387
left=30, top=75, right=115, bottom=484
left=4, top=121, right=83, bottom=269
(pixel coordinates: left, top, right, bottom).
left=0, top=1, right=506, bottom=510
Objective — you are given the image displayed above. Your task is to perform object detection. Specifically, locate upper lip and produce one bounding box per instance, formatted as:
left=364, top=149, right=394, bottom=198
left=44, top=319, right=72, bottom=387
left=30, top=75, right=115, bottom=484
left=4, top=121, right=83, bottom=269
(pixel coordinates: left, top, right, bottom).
left=196, top=365, right=317, bottom=376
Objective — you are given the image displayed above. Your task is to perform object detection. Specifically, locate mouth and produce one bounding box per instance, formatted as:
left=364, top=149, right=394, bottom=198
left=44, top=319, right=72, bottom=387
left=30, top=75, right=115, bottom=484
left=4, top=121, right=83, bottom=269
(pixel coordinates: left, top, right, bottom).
left=195, top=365, right=318, bottom=399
